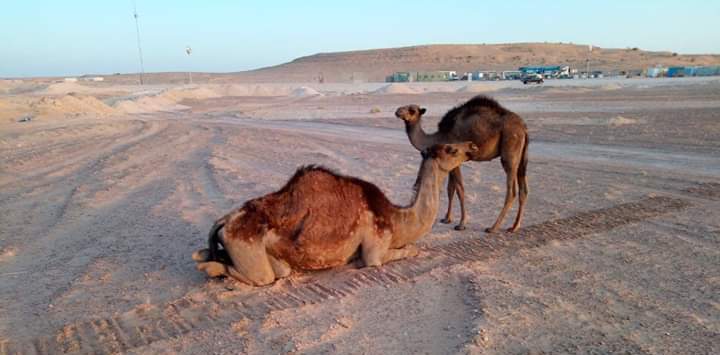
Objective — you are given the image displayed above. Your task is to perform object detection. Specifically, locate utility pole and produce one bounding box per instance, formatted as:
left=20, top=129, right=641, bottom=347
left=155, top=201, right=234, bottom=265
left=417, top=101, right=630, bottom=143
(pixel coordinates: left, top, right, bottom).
left=185, top=46, right=193, bottom=84
left=133, top=0, right=145, bottom=85
left=586, top=44, right=592, bottom=79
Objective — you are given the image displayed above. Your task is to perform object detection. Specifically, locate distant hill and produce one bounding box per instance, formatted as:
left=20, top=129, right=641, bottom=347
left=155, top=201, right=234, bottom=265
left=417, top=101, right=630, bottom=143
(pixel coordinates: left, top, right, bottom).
left=104, top=43, right=720, bottom=84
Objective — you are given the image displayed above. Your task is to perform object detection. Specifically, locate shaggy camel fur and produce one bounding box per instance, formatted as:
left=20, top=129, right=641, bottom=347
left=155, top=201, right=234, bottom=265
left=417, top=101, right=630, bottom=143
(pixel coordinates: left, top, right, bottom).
left=192, top=143, right=478, bottom=286
left=395, top=95, right=529, bottom=233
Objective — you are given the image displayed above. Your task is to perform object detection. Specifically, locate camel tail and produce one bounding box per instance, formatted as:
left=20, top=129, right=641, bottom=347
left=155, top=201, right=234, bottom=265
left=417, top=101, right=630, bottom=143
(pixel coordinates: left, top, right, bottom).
left=208, top=217, right=226, bottom=261
left=518, top=133, right=529, bottom=178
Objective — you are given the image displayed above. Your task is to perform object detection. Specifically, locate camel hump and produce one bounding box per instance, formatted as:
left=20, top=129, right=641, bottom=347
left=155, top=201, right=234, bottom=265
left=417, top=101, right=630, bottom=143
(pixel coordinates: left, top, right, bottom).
left=438, top=95, right=509, bottom=133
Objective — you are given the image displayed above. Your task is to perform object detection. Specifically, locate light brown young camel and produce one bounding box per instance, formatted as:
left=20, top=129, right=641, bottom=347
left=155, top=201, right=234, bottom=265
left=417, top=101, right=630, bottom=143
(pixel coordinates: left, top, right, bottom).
left=192, top=142, right=479, bottom=286
left=395, top=95, right=529, bottom=233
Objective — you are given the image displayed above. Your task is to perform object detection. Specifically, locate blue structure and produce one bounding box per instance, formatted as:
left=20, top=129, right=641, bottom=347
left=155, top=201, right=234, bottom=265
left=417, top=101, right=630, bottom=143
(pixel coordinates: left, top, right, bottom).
left=519, top=66, right=562, bottom=74
left=693, top=66, right=720, bottom=76
left=667, top=67, right=686, bottom=77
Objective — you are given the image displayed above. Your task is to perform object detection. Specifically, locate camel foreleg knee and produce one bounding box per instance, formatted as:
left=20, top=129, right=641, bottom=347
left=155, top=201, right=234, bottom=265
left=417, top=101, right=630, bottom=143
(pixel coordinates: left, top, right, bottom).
left=382, top=244, right=419, bottom=264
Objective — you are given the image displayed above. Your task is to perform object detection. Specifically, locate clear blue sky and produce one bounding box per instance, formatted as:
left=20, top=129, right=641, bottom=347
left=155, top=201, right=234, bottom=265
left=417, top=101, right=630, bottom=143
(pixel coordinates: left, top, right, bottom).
left=1, top=0, right=719, bottom=77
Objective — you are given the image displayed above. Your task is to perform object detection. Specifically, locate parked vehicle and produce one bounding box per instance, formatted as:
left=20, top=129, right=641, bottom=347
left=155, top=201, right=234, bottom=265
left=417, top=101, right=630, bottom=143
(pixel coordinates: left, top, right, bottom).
left=522, top=73, right=544, bottom=84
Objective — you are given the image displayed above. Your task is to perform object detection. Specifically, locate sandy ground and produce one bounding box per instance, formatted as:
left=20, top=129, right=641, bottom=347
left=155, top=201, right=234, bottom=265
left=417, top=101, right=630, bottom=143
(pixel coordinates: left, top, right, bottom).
left=1, top=78, right=719, bottom=354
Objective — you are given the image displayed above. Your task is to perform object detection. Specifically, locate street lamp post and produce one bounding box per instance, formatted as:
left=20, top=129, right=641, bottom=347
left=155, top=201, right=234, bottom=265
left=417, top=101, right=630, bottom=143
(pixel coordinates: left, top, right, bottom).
left=185, top=46, right=193, bottom=85
left=133, top=0, right=145, bottom=85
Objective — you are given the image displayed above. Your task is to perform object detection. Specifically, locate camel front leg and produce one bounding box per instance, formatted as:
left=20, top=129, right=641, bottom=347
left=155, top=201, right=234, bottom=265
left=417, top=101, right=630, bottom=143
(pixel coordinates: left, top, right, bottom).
left=382, top=244, right=419, bottom=264
left=360, top=231, right=392, bottom=267
left=440, top=168, right=458, bottom=225
left=453, top=168, right=467, bottom=231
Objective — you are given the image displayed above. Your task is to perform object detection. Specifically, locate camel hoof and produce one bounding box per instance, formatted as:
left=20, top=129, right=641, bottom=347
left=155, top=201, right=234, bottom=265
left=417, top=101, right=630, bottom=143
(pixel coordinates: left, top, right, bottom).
left=440, top=218, right=453, bottom=224
left=454, top=225, right=466, bottom=231
left=485, top=227, right=499, bottom=233
left=197, top=261, right=226, bottom=278
left=192, top=249, right=210, bottom=262
left=506, top=227, right=519, bottom=233
left=407, top=245, right=420, bottom=257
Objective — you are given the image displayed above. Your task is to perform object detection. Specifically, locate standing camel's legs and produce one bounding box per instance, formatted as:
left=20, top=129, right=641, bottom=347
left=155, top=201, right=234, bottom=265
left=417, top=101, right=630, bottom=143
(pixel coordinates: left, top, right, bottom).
left=509, top=134, right=529, bottom=232
left=440, top=169, right=458, bottom=224
left=509, top=175, right=528, bottom=232
left=485, top=159, right=517, bottom=233
left=452, top=168, right=467, bottom=231
left=486, top=155, right=520, bottom=233
left=441, top=168, right=467, bottom=230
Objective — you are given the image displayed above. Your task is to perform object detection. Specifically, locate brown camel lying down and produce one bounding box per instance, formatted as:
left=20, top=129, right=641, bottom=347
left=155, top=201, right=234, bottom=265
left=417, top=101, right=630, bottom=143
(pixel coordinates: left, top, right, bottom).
left=192, top=143, right=478, bottom=286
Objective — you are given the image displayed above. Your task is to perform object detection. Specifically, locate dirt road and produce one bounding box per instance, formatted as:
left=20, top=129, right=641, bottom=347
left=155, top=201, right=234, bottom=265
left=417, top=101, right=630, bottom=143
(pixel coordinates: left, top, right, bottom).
left=1, top=79, right=719, bottom=354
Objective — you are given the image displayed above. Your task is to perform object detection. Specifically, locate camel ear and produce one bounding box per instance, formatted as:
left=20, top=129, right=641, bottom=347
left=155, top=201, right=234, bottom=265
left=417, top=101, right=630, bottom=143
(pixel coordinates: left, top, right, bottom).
left=419, top=108, right=426, bottom=115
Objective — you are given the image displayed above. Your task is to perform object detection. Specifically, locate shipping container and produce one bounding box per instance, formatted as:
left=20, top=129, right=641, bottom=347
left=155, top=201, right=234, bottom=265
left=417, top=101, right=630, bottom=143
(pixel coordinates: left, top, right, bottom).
left=667, top=67, right=686, bottom=77
left=694, top=66, right=720, bottom=76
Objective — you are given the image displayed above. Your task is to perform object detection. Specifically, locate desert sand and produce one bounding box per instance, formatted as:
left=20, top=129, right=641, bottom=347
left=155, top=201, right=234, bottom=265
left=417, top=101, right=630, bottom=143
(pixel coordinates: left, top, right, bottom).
left=1, top=77, right=719, bottom=354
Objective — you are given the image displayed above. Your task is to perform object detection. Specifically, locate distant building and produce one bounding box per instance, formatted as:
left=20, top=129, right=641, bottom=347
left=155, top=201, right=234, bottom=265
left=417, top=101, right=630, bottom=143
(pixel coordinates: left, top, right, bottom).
left=64, top=77, right=78, bottom=82
left=686, top=66, right=720, bottom=77
left=646, top=66, right=668, bottom=78
left=472, top=71, right=500, bottom=81
left=386, top=71, right=458, bottom=82
left=667, top=67, right=686, bottom=77
left=415, top=71, right=457, bottom=81
left=386, top=72, right=412, bottom=82
left=501, top=70, right=522, bottom=80
left=518, top=66, right=570, bottom=78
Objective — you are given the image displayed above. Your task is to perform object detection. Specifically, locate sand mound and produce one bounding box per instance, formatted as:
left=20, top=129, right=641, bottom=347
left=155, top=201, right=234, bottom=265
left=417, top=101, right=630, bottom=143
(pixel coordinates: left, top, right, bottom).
left=0, top=97, right=32, bottom=123
left=372, top=84, right=419, bottom=95
left=457, top=84, right=497, bottom=93
left=30, top=94, right=115, bottom=118
left=0, top=80, right=47, bottom=95
left=608, top=116, right=638, bottom=126
left=214, top=84, right=293, bottom=97
left=113, top=86, right=217, bottom=114
left=290, top=86, right=322, bottom=97
left=160, top=86, right=221, bottom=101
left=44, top=82, right=133, bottom=96
left=114, top=94, right=189, bottom=114
left=44, top=82, right=92, bottom=95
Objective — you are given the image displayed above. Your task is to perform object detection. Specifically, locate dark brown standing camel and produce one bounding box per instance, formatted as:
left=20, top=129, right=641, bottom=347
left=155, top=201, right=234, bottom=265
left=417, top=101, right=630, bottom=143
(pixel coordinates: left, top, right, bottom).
left=192, top=142, right=479, bottom=286
left=395, top=95, right=529, bottom=233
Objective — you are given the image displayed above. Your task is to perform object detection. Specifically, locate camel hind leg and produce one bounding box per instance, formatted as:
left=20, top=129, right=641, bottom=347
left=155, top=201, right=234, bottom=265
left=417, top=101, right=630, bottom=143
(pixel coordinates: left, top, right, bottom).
left=486, top=138, right=523, bottom=233
left=509, top=174, right=528, bottom=232
left=198, top=232, right=277, bottom=286
left=509, top=134, right=529, bottom=232
left=195, top=247, right=289, bottom=282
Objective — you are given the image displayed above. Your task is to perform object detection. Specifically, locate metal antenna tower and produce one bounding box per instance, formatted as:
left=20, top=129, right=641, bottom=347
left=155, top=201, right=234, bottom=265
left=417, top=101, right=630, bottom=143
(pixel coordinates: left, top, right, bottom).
left=133, top=0, right=145, bottom=85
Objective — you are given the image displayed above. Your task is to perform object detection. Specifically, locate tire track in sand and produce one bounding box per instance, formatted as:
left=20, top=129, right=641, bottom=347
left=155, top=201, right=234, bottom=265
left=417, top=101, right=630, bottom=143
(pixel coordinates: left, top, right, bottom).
left=0, top=193, right=692, bottom=354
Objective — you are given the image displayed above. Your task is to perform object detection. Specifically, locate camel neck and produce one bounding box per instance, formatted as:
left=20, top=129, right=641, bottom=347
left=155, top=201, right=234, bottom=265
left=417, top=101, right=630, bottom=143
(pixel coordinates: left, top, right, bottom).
left=404, top=120, right=441, bottom=151
left=391, top=158, right=446, bottom=246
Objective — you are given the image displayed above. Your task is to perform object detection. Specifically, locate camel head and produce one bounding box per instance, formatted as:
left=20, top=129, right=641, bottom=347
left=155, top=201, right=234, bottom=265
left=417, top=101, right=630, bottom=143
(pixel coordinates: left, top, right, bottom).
left=395, top=104, right=427, bottom=124
left=424, top=142, right=479, bottom=172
